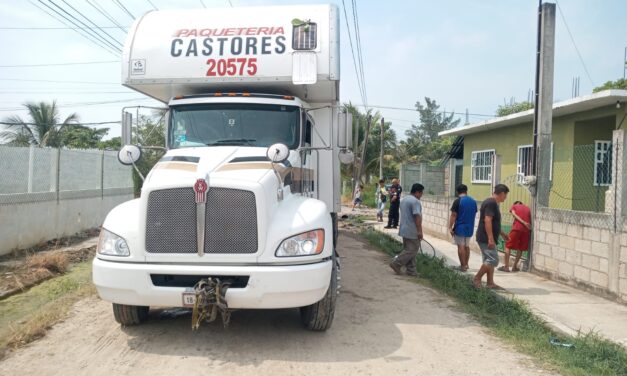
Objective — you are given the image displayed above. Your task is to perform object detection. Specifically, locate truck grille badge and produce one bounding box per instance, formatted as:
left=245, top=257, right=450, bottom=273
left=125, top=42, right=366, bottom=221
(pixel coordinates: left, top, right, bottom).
left=194, top=178, right=208, bottom=256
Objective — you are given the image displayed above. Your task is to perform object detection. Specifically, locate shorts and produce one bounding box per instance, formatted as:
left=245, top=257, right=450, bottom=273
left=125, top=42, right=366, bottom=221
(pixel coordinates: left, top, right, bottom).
left=354, top=197, right=362, bottom=204
left=505, top=230, right=530, bottom=251
left=478, top=242, right=499, bottom=267
left=454, top=235, right=471, bottom=247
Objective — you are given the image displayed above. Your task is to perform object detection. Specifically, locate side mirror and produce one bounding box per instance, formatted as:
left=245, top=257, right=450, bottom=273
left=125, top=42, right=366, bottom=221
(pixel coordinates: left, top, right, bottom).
left=338, top=150, right=355, bottom=165
left=266, top=143, right=290, bottom=163
left=118, top=144, right=142, bottom=166
left=337, top=112, right=353, bottom=149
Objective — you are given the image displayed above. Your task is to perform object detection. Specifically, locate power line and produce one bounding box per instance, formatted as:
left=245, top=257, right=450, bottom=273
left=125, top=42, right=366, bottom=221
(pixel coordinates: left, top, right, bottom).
left=29, top=0, right=120, bottom=57
left=0, top=98, right=151, bottom=112
left=341, top=0, right=367, bottom=110
left=0, top=91, right=136, bottom=94
left=0, top=121, right=120, bottom=126
left=146, top=0, right=158, bottom=10
left=59, top=0, right=124, bottom=48
left=112, top=0, right=136, bottom=20
left=352, top=103, right=494, bottom=118
left=86, top=0, right=128, bottom=33
left=0, top=60, right=118, bottom=67
left=0, top=25, right=127, bottom=29
left=227, top=0, right=233, bottom=6
left=47, top=0, right=123, bottom=52
left=555, top=0, right=595, bottom=86
left=199, top=0, right=206, bottom=8
left=351, top=0, right=368, bottom=107
left=0, top=78, right=118, bottom=85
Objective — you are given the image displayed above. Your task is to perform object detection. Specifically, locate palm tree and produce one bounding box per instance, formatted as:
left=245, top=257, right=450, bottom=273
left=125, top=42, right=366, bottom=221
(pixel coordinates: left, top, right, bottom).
left=0, top=101, right=79, bottom=147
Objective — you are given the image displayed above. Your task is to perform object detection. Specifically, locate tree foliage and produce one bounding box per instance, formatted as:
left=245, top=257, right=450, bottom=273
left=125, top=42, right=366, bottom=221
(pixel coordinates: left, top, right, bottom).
left=342, top=103, right=399, bottom=183
left=401, top=97, right=460, bottom=164
left=593, top=78, right=627, bottom=93
left=495, top=101, right=534, bottom=117
left=0, top=101, right=79, bottom=147
left=132, top=114, right=167, bottom=196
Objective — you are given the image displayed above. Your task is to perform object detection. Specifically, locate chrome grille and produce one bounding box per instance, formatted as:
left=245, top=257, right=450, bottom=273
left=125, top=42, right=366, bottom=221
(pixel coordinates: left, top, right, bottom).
left=145, top=188, right=258, bottom=254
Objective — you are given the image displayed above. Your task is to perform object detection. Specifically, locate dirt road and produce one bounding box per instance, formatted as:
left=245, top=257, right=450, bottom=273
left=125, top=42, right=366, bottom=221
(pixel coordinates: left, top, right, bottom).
left=0, top=233, right=551, bottom=375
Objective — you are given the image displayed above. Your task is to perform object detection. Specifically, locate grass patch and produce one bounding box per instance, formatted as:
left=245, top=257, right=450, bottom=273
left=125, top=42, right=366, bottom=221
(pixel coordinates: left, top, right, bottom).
left=26, top=252, right=70, bottom=274
left=0, top=260, right=95, bottom=357
left=360, top=228, right=627, bottom=376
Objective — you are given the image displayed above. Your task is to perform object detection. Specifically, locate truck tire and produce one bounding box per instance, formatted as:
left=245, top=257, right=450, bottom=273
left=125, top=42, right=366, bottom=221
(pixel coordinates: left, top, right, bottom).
left=300, top=258, right=338, bottom=331
left=112, top=303, right=149, bottom=326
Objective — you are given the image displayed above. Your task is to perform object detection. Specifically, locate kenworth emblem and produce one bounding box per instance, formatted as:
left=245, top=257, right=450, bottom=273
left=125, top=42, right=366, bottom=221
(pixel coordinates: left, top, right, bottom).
left=194, top=178, right=208, bottom=256
left=194, top=179, right=208, bottom=203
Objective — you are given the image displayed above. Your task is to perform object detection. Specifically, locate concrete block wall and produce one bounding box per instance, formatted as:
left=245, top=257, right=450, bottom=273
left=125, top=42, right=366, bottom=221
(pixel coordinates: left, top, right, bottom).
left=533, top=207, right=626, bottom=302
left=0, top=190, right=134, bottom=255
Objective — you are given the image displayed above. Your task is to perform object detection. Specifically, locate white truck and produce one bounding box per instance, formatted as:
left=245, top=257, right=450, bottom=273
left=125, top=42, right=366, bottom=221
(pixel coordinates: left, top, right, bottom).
left=92, top=4, right=353, bottom=331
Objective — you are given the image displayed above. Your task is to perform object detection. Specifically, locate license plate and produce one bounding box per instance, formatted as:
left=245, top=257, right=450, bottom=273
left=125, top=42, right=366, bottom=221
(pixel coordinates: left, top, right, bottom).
left=182, top=292, right=196, bottom=307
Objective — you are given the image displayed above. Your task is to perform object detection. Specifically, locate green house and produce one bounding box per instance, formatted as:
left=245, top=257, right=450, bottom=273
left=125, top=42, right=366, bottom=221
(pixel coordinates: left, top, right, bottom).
left=440, top=90, right=627, bottom=212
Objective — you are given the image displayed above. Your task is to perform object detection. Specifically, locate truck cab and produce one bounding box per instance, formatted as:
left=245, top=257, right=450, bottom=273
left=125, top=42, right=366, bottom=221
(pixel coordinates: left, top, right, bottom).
left=92, top=4, right=352, bottom=331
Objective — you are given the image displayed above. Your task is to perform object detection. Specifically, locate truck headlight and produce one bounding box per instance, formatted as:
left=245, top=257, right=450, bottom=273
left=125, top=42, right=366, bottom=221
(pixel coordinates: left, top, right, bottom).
left=276, top=229, right=324, bottom=257
left=97, top=228, right=130, bottom=257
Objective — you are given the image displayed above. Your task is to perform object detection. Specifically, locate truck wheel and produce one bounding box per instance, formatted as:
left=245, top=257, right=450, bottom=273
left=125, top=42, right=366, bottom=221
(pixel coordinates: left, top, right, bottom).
left=300, top=259, right=338, bottom=331
left=112, top=303, right=149, bottom=326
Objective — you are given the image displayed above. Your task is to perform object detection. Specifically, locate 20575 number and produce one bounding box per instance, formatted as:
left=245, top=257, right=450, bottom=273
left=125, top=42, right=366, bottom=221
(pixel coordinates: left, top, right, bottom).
left=206, top=58, right=258, bottom=77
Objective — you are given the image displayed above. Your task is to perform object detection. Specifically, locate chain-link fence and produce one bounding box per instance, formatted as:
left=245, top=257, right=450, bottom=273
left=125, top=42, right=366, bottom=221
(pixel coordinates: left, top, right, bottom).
left=549, top=143, right=613, bottom=213
left=0, top=145, right=133, bottom=204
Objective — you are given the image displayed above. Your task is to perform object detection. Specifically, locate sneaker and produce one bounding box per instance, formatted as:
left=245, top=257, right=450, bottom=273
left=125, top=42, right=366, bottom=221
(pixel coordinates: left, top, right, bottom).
left=383, top=226, right=392, bottom=229
left=406, top=272, right=418, bottom=277
left=389, top=262, right=401, bottom=275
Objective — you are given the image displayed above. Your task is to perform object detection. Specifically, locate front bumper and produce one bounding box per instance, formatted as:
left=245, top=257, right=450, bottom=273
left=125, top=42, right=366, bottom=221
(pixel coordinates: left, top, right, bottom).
left=92, top=258, right=332, bottom=309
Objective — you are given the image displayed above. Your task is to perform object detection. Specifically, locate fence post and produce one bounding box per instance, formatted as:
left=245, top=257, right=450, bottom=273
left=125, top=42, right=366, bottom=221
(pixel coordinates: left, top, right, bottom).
left=55, top=148, right=61, bottom=204
left=491, top=154, right=501, bottom=191
left=27, top=145, right=35, bottom=193
left=101, top=150, right=105, bottom=200
left=608, top=130, right=626, bottom=295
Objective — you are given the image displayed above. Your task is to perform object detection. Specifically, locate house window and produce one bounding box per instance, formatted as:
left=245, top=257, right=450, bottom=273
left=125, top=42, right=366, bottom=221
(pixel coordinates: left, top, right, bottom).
left=594, top=140, right=612, bottom=186
left=517, top=143, right=554, bottom=183
left=471, top=149, right=494, bottom=183
left=517, top=145, right=533, bottom=184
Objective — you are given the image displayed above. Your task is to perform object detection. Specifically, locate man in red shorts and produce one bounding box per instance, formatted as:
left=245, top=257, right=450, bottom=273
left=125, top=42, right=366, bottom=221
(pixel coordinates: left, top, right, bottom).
left=498, top=201, right=531, bottom=272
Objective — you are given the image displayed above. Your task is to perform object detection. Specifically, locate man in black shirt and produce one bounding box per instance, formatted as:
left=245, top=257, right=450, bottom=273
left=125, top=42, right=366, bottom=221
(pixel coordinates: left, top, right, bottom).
left=384, top=178, right=402, bottom=229
left=473, top=184, right=509, bottom=289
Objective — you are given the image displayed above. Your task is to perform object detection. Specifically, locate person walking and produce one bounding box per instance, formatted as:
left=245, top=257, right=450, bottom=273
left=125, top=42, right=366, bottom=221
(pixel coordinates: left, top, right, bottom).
left=375, top=179, right=388, bottom=222
left=473, top=184, right=509, bottom=289
left=384, top=178, right=402, bottom=229
left=448, top=184, right=477, bottom=272
left=389, top=183, right=424, bottom=277
left=352, top=184, right=363, bottom=210
left=498, top=201, right=532, bottom=272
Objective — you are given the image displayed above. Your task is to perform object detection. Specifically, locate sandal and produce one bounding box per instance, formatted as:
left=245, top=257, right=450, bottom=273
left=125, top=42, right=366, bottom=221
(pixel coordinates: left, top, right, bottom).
left=497, top=266, right=510, bottom=272
left=512, top=267, right=520, bottom=272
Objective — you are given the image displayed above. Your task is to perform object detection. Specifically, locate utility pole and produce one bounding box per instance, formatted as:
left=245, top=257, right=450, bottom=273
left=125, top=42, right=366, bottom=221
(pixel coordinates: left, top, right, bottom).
left=355, top=114, right=372, bottom=185
left=352, top=113, right=359, bottom=187
left=624, top=46, right=626, bottom=79
left=529, top=1, right=556, bottom=271
left=379, top=117, right=384, bottom=179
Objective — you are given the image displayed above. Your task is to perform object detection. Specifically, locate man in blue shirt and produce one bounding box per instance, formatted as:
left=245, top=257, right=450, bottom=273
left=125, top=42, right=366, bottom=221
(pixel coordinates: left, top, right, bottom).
left=390, top=183, right=424, bottom=277
left=448, top=184, right=477, bottom=272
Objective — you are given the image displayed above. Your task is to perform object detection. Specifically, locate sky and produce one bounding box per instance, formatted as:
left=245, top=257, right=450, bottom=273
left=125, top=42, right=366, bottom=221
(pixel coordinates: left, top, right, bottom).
left=1, top=0, right=626, bottom=141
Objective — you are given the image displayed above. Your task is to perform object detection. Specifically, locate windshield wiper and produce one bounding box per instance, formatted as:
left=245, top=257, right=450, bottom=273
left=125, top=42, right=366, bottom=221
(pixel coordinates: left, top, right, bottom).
left=207, top=138, right=256, bottom=146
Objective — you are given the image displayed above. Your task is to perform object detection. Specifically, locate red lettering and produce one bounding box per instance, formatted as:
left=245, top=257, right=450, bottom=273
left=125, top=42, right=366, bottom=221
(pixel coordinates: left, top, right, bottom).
left=174, top=29, right=189, bottom=37
left=188, top=29, right=197, bottom=37
left=258, top=27, right=269, bottom=35
left=200, top=29, right=212, bottom=37
left=274, top=27, right=284, bottom=35
left=225, top=28, right=235, bottom=36
left=246, top=27, right=257, bottom=36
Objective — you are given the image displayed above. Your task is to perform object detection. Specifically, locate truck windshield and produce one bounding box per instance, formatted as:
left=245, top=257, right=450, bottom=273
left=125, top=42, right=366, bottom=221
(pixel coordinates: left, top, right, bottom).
left=169, top=103, right=300, bottom=149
